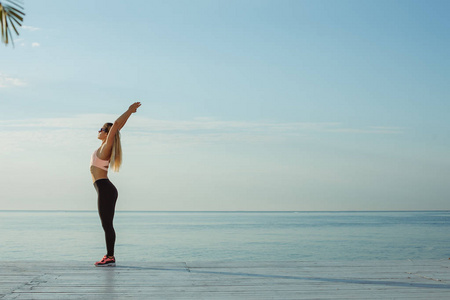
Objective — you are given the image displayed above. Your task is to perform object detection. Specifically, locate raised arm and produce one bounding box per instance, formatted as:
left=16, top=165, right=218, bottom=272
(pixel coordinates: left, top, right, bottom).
left=105, top=102, right=141, bottom=148
left=116, top=102, right=141, bottom=130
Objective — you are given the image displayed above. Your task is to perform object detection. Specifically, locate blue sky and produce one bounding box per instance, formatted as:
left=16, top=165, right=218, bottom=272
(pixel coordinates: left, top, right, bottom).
left=1, top=0, right=449, bottom=211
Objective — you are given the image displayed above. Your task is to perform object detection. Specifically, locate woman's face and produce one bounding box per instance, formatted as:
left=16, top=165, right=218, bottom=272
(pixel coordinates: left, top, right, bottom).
left=97, top=125, right=108, bottom=140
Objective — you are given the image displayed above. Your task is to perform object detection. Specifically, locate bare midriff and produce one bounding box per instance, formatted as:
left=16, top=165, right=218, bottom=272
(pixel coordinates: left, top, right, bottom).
left=91, top=166, right=108, bottom=183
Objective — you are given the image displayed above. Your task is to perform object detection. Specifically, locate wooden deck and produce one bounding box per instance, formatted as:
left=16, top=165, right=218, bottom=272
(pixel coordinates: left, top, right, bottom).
left=1, top=260, right=449, bottom=299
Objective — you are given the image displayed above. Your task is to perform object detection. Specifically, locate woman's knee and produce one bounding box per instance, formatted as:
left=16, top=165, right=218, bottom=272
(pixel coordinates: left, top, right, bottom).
left=101, top=222, right=115, bottom=233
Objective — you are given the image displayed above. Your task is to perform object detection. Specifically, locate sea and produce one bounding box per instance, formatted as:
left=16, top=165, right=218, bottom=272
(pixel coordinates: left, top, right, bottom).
left=0, top=211, right=448, bottom=262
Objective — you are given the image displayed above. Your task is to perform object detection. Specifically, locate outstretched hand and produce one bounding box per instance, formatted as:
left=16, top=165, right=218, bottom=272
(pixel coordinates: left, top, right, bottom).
left=129, top=102, right=141, bottom=113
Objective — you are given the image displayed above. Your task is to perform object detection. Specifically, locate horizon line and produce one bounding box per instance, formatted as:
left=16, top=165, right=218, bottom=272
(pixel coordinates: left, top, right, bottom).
left=0, top=209, right=448, bottom=213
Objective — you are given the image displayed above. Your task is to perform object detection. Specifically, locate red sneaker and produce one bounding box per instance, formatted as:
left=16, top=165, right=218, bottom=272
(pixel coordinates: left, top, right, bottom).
left=94, top=255, right=116, bottom=267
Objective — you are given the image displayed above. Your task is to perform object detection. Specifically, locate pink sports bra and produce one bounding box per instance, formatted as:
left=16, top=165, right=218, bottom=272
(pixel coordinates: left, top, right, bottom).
left=90, top=150, right=110, bottom=171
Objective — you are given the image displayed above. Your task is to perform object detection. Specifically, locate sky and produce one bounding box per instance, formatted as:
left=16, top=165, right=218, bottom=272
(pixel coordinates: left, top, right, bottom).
left=1, top=0, right=449, bottom=211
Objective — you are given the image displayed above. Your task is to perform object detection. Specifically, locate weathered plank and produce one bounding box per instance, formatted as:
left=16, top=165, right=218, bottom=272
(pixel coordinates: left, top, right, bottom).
left=0, top=260, right=449, bottom=299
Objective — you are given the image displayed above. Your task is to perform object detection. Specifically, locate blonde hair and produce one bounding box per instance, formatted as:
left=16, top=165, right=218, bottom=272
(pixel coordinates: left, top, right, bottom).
left=105, top=123, right=122, bottom=172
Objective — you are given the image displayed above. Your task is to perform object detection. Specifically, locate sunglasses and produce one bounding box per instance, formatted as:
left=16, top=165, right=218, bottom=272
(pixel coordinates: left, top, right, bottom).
left=98, top=128, right=108, bottom=133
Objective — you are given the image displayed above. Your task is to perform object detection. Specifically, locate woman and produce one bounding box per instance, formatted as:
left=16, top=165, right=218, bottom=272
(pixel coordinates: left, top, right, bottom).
left=90, top=102, right=141, bottom=267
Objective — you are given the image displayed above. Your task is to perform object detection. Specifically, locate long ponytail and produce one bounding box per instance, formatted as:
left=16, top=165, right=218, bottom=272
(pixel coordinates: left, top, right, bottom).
left=106, top=123, right=122, bottom=172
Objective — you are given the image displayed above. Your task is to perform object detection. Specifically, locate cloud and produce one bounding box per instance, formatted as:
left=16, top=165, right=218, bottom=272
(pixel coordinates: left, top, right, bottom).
left=22, top=25, right=40, bottom=31
left=0, top=114, right=404, bottom=154
left=14, top=26, right=41, bottom=47
left=14, top=39, right=26, bottom=47
left=325, top=126, right=404, bottom=134
left=0, top=115, right=404, bottom=136
left=127, top=116, right=404, bottom=136
left=0, top=73, right=26, bottom=88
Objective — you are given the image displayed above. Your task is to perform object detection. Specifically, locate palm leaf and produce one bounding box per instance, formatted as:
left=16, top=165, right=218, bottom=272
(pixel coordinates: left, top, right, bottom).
left=0, top=0, right=25, bottom=46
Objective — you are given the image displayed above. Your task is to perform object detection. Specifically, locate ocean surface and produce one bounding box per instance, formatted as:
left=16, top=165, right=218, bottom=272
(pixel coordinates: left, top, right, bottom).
left=0, top=211, right=448, bottom=262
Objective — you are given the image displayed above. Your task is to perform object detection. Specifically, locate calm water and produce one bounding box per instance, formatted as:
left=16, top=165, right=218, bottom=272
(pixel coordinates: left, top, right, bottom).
left=0, top=211, right=448, bottom=261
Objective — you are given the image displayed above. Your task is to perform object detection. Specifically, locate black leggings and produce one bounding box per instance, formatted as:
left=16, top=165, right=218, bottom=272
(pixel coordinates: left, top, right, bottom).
left=94, top=179, right=118, bottom=256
